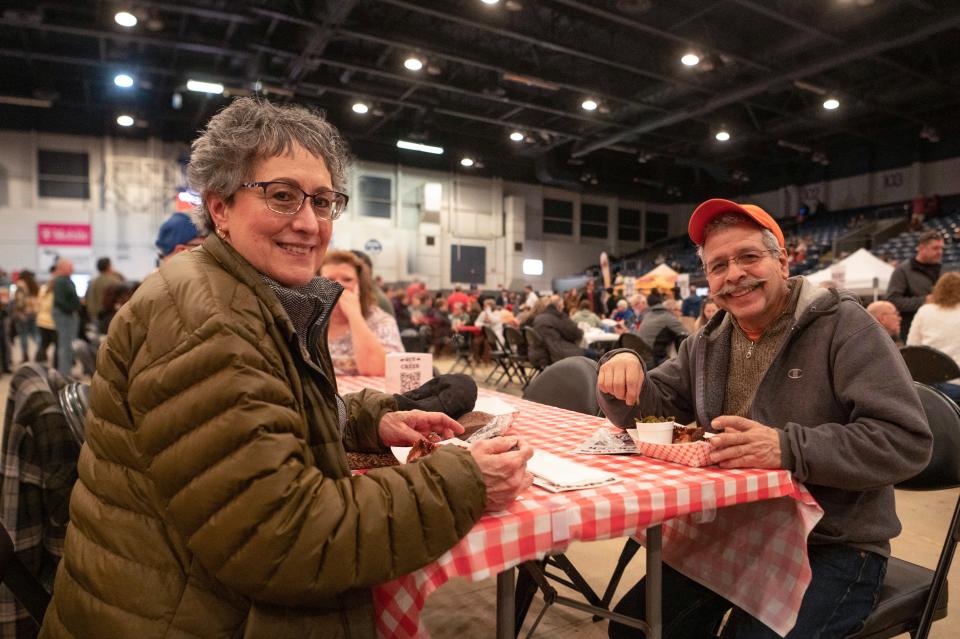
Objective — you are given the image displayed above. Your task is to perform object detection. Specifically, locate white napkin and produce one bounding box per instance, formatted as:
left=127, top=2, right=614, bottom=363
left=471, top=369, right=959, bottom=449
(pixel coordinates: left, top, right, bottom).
left=528, top=450, right=619, bottom=492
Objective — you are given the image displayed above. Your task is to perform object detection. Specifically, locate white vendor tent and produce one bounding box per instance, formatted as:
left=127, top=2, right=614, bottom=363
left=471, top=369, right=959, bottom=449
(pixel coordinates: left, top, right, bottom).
left=804, top=248, right=894, bottom=297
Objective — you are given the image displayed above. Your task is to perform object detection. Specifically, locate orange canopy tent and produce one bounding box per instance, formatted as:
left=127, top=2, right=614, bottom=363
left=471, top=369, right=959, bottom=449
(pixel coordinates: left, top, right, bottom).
left=635, top=263, right=679, bottom=294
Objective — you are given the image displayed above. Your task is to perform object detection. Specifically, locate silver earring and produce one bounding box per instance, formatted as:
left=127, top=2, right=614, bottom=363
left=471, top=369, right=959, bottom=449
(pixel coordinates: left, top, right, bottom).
left=215, top=225, right=226, bottom=239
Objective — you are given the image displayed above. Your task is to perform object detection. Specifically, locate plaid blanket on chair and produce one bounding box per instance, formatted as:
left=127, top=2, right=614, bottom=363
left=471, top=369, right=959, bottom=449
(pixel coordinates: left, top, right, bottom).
left=0, top=365, right=81, bottom=638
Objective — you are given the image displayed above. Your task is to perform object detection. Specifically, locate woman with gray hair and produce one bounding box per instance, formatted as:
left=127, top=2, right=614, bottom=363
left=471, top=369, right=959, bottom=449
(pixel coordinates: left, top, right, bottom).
left=41, top=98, right=531, bottom=638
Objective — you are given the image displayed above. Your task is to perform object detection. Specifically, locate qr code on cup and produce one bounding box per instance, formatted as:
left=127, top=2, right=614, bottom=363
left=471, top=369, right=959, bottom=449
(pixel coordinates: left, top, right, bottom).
left=400, top=372, right=422, bottom=392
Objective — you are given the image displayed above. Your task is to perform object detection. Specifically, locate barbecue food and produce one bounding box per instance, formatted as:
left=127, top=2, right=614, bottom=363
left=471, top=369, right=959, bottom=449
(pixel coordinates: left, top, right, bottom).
left=672, top=425, right=705, bottom=443
left=406, top=433, right=442, bottom=462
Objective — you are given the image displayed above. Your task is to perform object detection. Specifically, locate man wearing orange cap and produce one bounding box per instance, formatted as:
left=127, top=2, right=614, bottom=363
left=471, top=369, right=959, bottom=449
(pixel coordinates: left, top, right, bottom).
left=597, top=199, right=931, bottom=638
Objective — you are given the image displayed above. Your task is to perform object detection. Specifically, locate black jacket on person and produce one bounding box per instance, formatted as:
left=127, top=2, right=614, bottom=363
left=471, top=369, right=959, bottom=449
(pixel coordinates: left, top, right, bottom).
left=637, top=305, right=688, bottom=365
left=886, top=258, right=940, bottom=339
left=529, top=305, right=584, bottom=367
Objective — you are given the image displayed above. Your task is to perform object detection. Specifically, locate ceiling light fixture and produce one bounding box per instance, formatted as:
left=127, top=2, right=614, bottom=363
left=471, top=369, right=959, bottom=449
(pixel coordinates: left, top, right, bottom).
left=460, top=157, right=475, bottom=167
left=113, top=73, right=134, bottom=88
left=114, top=11, right=138, bottom=27
left=352, top=102, right=369, bottom=114
left=397, top=139, right=444, bottom=155
left=822, top=97, right=840, bottom=110
left=481, top=0, right=500, bottom=4
left=186, top=80, right=224, bottom=94
left=715, top=129, right=731, bottom=142
left=509, top=131, right=525, bottom=142
left=403, top=56, right=424, bottom=71
left=681, top=52, right=700, bottom=67
left=581, top=98, right=598, bottom=111
left=116, top=114, right=135, bottom=127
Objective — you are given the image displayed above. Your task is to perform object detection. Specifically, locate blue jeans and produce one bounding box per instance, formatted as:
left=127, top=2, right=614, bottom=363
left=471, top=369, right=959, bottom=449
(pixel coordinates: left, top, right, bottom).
left=933, top=382, right=960, bottom=405
left=609, top=544, right=886, bottom=639
left=14, top=316, right=38, bottom=361
left=52, top=309, right=78, bottom=378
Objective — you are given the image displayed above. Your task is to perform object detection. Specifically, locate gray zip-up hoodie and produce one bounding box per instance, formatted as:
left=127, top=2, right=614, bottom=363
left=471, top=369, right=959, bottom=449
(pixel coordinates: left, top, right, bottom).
left=600, top=277, right=932, bottom=556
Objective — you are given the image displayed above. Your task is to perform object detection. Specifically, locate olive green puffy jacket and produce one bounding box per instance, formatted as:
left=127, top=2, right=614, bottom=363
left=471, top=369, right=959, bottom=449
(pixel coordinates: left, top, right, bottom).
left=40, top=236, right=486, bottom=638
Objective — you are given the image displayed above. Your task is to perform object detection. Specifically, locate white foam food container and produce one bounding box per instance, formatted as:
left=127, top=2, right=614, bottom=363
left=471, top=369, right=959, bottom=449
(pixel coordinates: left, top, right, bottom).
left=626, top=422, right=676, bottom=445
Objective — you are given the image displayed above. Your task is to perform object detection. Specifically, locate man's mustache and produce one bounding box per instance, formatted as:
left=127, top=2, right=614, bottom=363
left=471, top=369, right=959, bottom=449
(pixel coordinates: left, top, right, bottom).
left=714, top=276, right=768, bottom=297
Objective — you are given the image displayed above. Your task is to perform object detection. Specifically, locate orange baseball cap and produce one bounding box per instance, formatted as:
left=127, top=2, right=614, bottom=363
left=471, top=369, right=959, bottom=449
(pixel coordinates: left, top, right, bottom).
left=688, top=198, right=785, bottom=249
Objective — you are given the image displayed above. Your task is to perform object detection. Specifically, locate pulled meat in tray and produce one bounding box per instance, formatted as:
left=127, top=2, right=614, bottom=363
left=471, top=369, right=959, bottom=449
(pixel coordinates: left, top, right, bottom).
left=672, top=425, right=705, bottom=444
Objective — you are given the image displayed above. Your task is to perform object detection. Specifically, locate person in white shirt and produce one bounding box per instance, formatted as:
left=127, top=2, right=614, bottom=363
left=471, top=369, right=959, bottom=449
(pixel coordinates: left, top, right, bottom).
left=524, top=285, right=539, bottom=309
left=906, top=271, right=960, bottom=402
left=474, top=298, right=505, bottom=342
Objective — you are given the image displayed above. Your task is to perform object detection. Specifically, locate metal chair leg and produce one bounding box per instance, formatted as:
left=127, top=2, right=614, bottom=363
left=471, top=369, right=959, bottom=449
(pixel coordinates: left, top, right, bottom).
left=597, top=538, right=643, bottom=620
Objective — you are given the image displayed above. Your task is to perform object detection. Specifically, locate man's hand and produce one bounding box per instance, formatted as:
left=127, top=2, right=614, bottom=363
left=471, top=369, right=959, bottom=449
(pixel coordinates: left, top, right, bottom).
left=378, top=410, right=464, bottom=447
left=470, top=436, right=534, bottom=512
left=598, top=352, right=644, bottom=406
left=708, top=416, right=782, bottom=469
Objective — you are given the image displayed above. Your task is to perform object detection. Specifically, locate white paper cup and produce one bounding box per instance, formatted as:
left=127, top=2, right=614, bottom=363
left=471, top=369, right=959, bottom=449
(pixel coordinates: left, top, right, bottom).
left=626, top=422, right=675, bottom=445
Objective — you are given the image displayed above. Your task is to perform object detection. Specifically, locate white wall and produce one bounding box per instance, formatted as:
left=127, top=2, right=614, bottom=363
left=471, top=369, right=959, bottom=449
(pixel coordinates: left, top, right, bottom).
left=0, top=130, right=183, bottom=280
left=5, top=127, right=958, bottom=289
left=710, top=155, right=960, bottom=221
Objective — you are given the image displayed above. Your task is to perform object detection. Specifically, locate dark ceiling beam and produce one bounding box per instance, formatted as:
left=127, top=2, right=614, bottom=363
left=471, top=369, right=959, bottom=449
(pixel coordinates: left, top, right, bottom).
left=248, top=7, right=317, bottom=28
left=571, top=9, right=960, bottom=158
left=729, top=0, right=843, bottom=44
left=362, top=84, right=419, bottom=137
left=118, top=1, right=258, bottom=24
left=373, top=0, right=711, bottom=94
left=0, top=17, right=253, bottom=59
left=547, top=0, right=772, bottom=72
left=433, top=107, right=580, bottom=141
left=666, top=0, right=727, bottom=31
left=0, top=48, right=178, bottom=77
left=336, top=28, right=670, bottom=114
left=731, top=0, right=957, bottom=93
left=284, top=0, right=360, bottom=84
left=285, top=53, right=627, bottom=130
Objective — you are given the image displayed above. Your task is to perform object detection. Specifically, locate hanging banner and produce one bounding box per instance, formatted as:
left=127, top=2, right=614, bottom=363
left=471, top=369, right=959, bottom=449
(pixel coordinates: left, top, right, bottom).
left=600, top=251, right=611, bottom=289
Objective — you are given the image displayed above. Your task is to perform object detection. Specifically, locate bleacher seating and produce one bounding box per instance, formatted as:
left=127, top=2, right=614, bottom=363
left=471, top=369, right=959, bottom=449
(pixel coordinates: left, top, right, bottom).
left=594, top=195, right=960, bottom=285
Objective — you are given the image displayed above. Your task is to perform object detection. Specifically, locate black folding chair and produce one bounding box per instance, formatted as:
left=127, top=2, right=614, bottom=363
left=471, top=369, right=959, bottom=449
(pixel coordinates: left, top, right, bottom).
left=516, top=357, right=607, bottom=635
left=845, top=382, right=960, bottom=639
left=481, top=326, right=521, bottom=387
left=900, top=345, right=960, bottom=386
left=503, top=326, right=536, bottom=388
left=0, top=521, right=50, bottom=627
left=448, top=330, right=476, bottom=376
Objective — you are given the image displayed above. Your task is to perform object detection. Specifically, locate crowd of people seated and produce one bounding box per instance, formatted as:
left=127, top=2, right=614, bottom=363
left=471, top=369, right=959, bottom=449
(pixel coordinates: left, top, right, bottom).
left=0, top=251, right=709, bottom=389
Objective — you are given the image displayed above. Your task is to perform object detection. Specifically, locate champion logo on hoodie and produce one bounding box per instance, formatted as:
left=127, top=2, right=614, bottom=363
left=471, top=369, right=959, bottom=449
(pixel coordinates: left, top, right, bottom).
left=787, top=368, right=803, bottom=379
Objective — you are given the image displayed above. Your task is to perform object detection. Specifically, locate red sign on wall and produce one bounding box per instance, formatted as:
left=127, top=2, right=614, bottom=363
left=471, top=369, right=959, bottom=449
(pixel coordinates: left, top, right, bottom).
left=37, top=223, right=92, bottom=246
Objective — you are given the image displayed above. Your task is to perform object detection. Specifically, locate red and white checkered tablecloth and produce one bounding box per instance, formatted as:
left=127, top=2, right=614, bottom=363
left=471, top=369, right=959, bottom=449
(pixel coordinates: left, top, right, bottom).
left=338, top=376, right=823, bottom=638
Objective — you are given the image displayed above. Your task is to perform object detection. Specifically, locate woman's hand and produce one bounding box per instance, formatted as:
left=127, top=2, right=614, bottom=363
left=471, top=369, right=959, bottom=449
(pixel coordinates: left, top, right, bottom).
left=337, top=288, right=365, bottom=322
left=470, top=436, right=534, bottom=512
left=378, top=410, right=464, bottom=446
